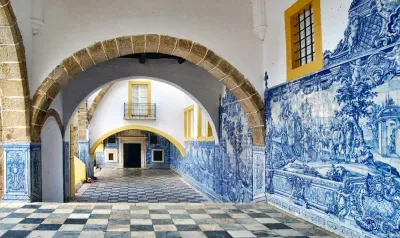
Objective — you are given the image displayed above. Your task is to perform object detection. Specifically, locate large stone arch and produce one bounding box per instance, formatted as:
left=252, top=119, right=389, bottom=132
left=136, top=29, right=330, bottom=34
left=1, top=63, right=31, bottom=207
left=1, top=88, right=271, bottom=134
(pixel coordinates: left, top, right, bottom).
left=31, top=35, right=265, bottom=145
left=0, top=0, right=30, bottom=142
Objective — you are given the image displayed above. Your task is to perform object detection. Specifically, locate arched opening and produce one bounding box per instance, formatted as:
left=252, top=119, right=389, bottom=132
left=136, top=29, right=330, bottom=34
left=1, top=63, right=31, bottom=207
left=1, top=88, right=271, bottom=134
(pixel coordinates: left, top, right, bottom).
left=31, top=35, right=265, bottom=146
left=40, top=117, right=63, bottom=202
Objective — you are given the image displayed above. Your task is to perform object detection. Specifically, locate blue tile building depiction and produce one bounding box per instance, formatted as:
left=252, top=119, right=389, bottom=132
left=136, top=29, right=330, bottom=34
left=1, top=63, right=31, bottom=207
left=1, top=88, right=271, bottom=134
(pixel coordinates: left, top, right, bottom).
left=171, top=89, right=254, bottom=203
left=265, top=0, right=400, bottom=237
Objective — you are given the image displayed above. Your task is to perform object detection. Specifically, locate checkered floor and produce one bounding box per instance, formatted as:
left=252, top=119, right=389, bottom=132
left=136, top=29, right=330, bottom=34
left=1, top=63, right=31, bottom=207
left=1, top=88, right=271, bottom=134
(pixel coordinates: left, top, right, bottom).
left=0, top=203, right=338, bottom=238
left=74, top=169, right=211, bottom=203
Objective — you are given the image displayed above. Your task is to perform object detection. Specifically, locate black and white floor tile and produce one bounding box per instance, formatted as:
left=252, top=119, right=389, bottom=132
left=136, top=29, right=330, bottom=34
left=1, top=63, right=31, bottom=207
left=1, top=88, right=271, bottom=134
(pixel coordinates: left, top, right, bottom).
left=74, top=169, right=210, bottom=203
left=0, top=203, right=339, bottom=238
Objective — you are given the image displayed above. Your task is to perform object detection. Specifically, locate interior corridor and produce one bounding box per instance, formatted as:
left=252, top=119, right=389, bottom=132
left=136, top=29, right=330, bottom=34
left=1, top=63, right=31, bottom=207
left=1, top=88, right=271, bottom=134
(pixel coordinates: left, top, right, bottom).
left=74, top=169, right=210, bottom=203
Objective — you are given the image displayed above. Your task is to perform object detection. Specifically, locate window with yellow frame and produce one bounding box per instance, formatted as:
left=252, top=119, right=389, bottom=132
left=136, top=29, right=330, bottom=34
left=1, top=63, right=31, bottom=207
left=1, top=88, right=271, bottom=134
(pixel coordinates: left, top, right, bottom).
left=128, top=81, right=152, bottom=116
left=285, top=0, right=323, bottom=81
left=197, top=106, right=214, bottom=141
left=184, top=105, right=194, bottom=140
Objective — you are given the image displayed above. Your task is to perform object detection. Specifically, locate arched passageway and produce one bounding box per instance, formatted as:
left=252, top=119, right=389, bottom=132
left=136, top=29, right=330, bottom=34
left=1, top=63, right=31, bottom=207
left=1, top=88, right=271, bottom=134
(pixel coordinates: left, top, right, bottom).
left=41, top=117, right=63, bottom=202
left=31, top=35, right=265, bottom=146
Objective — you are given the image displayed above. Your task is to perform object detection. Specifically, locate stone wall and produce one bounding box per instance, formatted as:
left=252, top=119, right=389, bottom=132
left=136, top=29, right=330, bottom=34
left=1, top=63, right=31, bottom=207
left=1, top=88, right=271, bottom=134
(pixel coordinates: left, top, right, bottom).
left=265, top=1, right=400, bottom=237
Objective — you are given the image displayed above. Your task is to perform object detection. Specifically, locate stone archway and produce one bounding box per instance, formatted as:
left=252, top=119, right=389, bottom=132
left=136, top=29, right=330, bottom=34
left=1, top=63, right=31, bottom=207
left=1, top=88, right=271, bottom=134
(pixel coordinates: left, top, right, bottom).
left=0, top=0, right=31, bottom=143
left=31, top=35, right=265, bottom=145
left=44, top=109, right=64, bottom=138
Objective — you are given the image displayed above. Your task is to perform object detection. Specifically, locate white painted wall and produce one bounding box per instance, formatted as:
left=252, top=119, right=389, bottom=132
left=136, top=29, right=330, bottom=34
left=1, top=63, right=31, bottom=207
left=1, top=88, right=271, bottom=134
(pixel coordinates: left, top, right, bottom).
left=40, top=117, right=63, bottom=202
left=11, top=0, right=33, bottom=81
left=26, top=0, right=263, bottom=99
left=263, top=0, right=352, bottom=87
left=89, top=79, right=199, bottom=148
left=49, top=91, right=63, bottom=124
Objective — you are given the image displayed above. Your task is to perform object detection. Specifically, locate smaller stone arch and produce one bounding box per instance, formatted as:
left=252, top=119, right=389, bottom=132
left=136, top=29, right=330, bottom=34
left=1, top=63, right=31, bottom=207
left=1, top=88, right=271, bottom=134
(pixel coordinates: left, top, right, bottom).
left=87, top=83, right=114, bottom=123
left=44, top=109, right=64, bottom=138
left=90, top=125, right=186, bottom=156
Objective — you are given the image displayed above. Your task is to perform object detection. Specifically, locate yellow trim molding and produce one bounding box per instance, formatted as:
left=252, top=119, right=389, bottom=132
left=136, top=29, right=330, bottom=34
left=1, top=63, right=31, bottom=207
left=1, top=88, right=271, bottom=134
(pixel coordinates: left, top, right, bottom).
left=128, top=81, right=152, bottom=115
left=285, top=0, right=323, bottom=81
left=90, top=125, right=185, bottom=156
left=184, top=105, right=194, bottom=141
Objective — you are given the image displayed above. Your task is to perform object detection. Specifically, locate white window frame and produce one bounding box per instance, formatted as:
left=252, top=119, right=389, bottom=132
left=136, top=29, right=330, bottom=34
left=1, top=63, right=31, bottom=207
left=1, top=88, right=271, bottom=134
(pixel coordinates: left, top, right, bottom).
left=152, top=149, right=164, bottom=163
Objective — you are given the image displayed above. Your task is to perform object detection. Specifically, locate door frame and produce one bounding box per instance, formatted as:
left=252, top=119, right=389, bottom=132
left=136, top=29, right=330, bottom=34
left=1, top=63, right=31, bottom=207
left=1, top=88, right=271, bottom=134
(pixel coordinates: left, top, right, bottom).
left=118, top=136, right=147, bottom=168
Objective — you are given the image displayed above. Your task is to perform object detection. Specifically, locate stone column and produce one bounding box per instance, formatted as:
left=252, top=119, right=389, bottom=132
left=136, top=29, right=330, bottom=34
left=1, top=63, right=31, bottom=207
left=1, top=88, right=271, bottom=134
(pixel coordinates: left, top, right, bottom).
left=77, top=102, right=93, bottom=178
left=2, top=143, right=33, bottom=202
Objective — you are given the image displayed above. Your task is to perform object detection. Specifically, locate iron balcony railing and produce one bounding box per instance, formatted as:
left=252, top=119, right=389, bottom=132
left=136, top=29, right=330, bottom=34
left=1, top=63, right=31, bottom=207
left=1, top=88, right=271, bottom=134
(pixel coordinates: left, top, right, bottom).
left=124, top=103, right=156, bottom=120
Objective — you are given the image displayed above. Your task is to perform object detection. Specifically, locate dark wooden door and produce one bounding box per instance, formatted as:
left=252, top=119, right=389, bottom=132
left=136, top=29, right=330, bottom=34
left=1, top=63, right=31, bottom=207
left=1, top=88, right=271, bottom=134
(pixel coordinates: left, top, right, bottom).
left=124, top=143, right=141, bottom=168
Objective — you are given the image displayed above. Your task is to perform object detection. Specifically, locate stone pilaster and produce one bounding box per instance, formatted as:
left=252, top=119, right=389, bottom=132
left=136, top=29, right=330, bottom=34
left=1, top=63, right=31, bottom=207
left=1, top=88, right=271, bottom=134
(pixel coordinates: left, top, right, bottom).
left=252, top=145, right=265, bottom=201
left=78, top=141, right=93, bottom=178
left=2, top=142, right=32, bottom=202
left=30, top=143, right=41, bottom=202
left=63, top=142, right=70, bottom=202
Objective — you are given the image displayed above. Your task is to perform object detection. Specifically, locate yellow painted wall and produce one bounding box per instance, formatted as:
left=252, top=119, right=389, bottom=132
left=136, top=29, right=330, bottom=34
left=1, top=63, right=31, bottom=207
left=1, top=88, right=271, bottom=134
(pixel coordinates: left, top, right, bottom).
left=70, top=156, right=86, bottom=197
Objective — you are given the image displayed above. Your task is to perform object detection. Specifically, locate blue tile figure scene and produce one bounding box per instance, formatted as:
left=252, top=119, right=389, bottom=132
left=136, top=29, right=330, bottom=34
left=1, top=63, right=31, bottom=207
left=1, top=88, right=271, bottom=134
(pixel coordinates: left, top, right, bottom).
left=171, top=89, right=254, bottom=203
left=265, top=0, right=400, bottom=237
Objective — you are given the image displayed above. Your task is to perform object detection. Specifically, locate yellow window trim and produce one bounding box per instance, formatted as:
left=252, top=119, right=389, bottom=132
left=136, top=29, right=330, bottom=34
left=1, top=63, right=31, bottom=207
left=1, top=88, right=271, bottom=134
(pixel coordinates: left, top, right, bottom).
left=197, top=106, right=214, bottom=141
left=128, top=81, right=152, bottom=115
left=184, top=105, right=194, bottom=141
left=285, top=0, right=323, bottom=81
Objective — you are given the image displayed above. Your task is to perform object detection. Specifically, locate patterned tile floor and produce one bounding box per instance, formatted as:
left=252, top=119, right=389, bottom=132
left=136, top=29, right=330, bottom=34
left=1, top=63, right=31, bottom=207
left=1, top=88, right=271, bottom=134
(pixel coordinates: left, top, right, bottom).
left=0, top=203, right=339, bottom=238
left=74, top=169, right=211, bottom=203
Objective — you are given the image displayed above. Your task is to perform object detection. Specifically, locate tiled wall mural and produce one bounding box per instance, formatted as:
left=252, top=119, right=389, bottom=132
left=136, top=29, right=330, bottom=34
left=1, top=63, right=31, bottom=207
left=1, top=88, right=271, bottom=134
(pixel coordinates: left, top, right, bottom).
left=265, top=0, right=400, bottom=237
left=171, top=89, right=255, bottom=202
left=145, top=132, right=171, bottom=168
left=97, top=131, right=172, bottom=168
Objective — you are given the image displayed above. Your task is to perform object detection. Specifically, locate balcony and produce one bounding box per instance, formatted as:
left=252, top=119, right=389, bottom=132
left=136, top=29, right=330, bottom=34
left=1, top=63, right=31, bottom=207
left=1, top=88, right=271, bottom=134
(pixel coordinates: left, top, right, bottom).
left=124, top=103, right=156, bottom=120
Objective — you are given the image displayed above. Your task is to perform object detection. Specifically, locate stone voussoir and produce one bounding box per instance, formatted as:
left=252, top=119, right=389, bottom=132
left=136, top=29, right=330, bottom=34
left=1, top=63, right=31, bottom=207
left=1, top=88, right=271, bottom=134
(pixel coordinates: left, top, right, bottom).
left=73, top=48, right=95, bottom=70
left=145, top=34, right=160, bottom=53
left=62, top=56, right=83, bottom=78
left=172, top=39, right=193, bottom=58
left=198, top=50, right=221, bottom=72
left=102, top=39, right=120, bottom=60
left=116, top=36, right=133, bottom=56
left=132, top=35, right=146, bottom=53
left=158, top=35, right=177, bottom=55
left=87, top=42, right=108, bottom=65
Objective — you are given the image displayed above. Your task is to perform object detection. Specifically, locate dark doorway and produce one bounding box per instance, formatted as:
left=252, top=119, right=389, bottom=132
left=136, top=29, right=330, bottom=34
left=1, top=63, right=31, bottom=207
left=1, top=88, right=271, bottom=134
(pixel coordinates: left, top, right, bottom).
left=123, top=143, right=141, bottom=168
